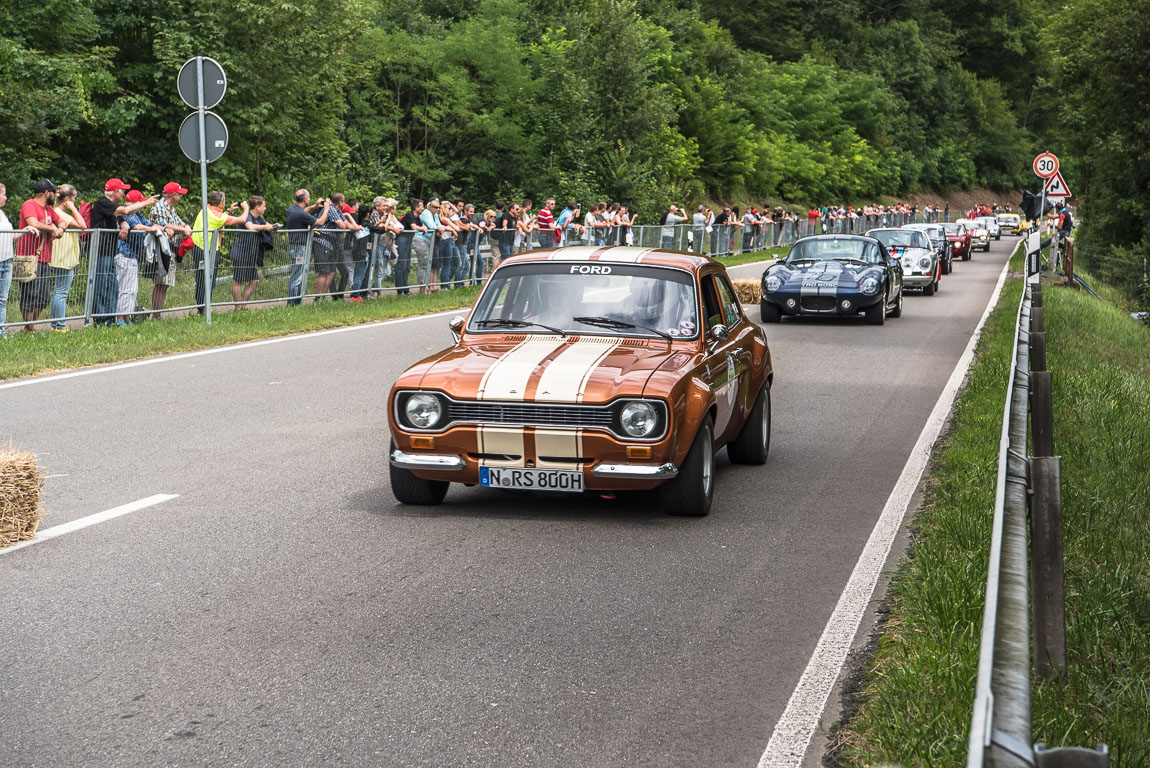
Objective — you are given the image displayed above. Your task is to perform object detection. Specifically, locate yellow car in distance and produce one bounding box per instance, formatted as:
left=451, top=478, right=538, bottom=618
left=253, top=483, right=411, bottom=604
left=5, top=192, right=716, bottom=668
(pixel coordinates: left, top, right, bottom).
left=997, top=213, right=1027, bottom=235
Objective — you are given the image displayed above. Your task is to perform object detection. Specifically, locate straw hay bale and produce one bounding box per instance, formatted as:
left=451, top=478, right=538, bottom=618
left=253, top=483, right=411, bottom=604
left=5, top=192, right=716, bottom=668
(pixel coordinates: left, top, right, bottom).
left=0, top=446, right=46, bottom=548
left=732, top=279, right=761, bottom=305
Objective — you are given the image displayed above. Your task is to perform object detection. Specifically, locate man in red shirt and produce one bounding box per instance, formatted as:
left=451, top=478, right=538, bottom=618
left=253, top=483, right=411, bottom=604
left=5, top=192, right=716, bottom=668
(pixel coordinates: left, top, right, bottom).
left=535, top=198, right=556, bottom=248
left=15, top=179, right=63, bottom=332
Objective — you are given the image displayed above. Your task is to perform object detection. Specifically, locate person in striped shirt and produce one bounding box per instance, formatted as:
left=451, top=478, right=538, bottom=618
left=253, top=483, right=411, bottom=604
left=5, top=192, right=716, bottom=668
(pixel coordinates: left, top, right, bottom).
left=535, top=198, right=555, bottom=248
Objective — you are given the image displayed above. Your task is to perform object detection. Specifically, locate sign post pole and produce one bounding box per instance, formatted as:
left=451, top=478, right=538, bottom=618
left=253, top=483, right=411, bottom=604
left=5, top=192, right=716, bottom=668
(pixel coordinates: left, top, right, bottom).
left=178, top=55, right=227, bottom=325
left=196, top=56, right=212, bottom=325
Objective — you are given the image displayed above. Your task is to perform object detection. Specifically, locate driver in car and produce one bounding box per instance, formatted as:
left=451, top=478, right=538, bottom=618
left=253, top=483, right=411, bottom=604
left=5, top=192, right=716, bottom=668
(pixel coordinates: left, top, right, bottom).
left=531, top=277, right=581, bottom=328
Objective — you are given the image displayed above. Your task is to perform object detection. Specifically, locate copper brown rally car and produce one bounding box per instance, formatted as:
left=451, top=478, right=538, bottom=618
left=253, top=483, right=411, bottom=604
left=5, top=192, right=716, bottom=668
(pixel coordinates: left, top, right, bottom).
left=388, top=246, right=774, bottom=516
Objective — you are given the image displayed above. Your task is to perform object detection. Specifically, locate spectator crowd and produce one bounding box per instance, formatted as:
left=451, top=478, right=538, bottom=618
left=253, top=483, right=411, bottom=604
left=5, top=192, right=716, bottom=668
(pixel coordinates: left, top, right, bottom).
left=1, top=174, right=990, bottom=336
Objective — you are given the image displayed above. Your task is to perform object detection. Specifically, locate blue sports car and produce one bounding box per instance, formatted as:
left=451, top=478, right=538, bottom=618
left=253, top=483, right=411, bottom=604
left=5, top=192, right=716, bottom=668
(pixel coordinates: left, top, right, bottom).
left=759, top=235, right=904, bottom=325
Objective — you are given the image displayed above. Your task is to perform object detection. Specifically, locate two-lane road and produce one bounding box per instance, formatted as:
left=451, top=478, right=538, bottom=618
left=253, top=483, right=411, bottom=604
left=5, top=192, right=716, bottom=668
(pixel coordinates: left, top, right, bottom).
left=0, top=238, right=1015, bottom=767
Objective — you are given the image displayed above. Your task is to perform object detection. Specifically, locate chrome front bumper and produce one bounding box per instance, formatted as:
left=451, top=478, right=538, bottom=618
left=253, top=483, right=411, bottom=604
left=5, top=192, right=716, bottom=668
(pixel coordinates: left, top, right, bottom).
left=590, top=462, right=679, bottom=479
left=391, top=450, right=679, bottom=482
left=391, top=449, right=466, bottom=471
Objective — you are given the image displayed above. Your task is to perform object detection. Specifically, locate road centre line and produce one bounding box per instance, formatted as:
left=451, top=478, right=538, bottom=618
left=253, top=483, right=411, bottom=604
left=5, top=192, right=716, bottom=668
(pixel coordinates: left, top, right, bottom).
left=757, top=254, right=1013, bottom=767
left=0, top=494, right=180, bottom=556
left=0, top=309, right=462, bottom=391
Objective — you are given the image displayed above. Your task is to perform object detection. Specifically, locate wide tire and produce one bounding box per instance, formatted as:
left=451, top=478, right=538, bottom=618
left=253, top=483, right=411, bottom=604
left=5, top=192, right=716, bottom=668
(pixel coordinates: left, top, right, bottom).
left=390, top=442, right=449, bottom=505
left=728, top=384, right=771, bottom=465
left=923, top=273, right=936, bottom=296
left=865, top=296, right=886, bottom=325
left=760, top=300, right=781, bottom=323
left=660, top=417, right=715, bottom=517
left=888, top=288, right=903, bottom=318
left=962, top=249, right=971, bottom=262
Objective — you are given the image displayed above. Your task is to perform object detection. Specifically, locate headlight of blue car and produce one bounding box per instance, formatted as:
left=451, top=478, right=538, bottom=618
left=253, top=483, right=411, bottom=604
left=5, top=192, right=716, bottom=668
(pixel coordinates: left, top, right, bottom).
left=764, top=274, right=782, bottom=292
left=860, top=277, right=879, bottom=296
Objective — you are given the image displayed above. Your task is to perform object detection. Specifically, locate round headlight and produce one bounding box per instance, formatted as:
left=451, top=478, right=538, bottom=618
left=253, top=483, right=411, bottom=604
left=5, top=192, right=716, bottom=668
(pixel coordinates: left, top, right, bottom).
left=404, top=393, right=442, bottom=429
left=620, top=401, right=658, bottom=438
left=860, top=277, right=879, bottom=296
left=764, top=274, right=782, bottom=292
left=919, top=256, right=932, bottom=270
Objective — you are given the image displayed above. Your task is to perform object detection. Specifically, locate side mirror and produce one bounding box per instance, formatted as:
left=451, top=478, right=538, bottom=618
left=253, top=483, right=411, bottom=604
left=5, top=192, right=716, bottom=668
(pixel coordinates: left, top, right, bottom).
left=449, top=315, right=465, bottom=344
left=707, top=324, right=729, bottom=354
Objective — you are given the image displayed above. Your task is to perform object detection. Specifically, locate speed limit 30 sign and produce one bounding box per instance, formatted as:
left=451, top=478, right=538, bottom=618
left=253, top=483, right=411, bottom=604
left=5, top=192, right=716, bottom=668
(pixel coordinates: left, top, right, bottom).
left=1033, top=152, right=1059, bottom=178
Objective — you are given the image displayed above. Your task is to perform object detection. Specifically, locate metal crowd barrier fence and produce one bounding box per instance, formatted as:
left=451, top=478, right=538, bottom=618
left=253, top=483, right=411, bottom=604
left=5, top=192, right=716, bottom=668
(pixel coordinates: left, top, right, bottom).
left=966, top=271, right=1108, bottom=768
left=1, top=212, right=945, bottom=333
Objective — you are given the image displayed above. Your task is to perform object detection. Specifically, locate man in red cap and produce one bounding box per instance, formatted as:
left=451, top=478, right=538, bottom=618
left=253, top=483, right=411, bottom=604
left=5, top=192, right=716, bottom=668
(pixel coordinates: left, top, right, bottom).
left=148, top=182, right=192, bottom=318
left=88, top=178, right=155, bottom=325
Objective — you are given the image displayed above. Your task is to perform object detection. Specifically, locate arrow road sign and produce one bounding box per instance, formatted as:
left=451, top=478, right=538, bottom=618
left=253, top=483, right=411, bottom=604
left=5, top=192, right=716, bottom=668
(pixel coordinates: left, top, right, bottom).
left=1033, top=152, right=1059, bottom=179
left=177, top=57, right=227, bottom=110
left=1043, top=171, right=1071, bottom=199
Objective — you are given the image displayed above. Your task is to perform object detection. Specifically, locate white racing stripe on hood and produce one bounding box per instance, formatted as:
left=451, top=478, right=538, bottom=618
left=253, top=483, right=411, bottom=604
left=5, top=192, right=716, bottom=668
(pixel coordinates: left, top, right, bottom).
left=535, top=337, right=622, bottom=403
left=478, top=335, right=566, bottom=401
left=799, top=261, right=846, bottom=297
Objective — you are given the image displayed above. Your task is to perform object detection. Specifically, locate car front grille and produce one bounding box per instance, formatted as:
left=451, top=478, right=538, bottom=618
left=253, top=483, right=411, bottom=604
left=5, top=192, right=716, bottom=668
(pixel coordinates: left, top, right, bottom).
left=447, top=402, right=616, bottom=430
left=801, top=296, right=837, bottom=312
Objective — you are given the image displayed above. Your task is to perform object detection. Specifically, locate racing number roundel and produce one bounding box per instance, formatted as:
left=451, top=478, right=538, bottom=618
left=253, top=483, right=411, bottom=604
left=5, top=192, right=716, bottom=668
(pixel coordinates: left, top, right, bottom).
left=726, top=355, right=737, bottom=406
left=1033, top=152, right=1059, bottom=179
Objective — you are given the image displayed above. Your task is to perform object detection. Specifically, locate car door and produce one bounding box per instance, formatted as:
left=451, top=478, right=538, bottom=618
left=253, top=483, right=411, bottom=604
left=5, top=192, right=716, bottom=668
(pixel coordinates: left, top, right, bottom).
left=884, top=245, right=902, bottom=302
left=700, top=273, right=736, bottom=441
left=714, top=273, right=756, bottom=426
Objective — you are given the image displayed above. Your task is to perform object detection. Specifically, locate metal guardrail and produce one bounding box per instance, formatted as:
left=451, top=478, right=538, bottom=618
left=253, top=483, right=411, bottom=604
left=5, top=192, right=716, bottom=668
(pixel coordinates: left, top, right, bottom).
left=966, top=269, right=1109, bottom=767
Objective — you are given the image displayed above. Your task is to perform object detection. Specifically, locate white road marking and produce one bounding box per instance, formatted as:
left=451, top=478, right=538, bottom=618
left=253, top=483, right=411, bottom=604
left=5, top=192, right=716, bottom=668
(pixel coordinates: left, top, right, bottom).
left=0, top=494, right=180, bottom=555
left=757, top=254, right=1013, bottom=767
left=0, top=309, right=463, bottom=391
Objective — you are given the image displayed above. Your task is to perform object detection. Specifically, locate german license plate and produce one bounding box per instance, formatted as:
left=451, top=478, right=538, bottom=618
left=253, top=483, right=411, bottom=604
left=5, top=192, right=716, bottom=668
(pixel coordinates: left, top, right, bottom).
left=480, top=467, right=584, bottom=493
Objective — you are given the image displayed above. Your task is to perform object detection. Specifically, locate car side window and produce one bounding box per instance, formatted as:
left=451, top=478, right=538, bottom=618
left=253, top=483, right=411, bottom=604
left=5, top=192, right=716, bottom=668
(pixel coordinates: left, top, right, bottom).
left=700, top=275, right=723, bottom=332
left=714, top=275, right=742, bottom=328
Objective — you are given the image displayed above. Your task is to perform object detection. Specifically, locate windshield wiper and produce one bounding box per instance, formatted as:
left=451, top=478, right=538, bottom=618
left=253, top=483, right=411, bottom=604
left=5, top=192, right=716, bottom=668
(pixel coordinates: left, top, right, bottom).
left=474, top=319, right=567, bottom=337
left=572, top=316, right=674, bottom=342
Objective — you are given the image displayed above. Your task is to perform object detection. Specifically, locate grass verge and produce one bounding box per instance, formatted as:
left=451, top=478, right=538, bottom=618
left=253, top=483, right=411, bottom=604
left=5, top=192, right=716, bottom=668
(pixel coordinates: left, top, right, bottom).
left=714, top=245, right=786, bottom=267
left=0, top=288, right=480, bottom=381
left=834, top=270, right=1150, bottom=766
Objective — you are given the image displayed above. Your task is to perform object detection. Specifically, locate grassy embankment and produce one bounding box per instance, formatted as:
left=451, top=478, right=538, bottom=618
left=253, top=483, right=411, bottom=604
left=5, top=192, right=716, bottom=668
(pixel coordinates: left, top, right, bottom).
left=835, top=260, right=1150, bottom=765
left=0, top=246, right=784, bottom=381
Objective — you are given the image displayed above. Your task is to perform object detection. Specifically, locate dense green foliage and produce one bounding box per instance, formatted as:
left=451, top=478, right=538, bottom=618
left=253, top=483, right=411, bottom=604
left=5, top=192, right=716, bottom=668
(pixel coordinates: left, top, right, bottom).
left=0, top=0, right=1060, bottom=215
left=1044, top=0, right=1150, bottom=304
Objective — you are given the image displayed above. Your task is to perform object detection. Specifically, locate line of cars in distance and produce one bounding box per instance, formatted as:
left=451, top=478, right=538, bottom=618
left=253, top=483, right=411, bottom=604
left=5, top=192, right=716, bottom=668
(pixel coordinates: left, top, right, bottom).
left=758, top=214, right=1009, bottom=324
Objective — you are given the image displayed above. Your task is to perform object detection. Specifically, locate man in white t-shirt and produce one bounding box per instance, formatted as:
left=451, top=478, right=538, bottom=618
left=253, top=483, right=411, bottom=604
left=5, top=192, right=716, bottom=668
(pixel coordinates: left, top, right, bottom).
left=660, top=204, right=686, bottom=249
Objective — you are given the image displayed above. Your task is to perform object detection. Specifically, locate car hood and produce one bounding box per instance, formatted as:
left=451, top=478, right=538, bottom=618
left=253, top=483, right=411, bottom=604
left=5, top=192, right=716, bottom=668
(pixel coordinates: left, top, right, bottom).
left=403, top=335, right=679, bottom=405
left=768, top=260, right=881, bottom=290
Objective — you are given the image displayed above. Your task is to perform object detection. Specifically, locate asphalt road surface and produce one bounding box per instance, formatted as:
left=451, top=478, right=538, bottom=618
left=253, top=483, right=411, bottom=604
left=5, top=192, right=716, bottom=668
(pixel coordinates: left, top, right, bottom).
left=1, top=237, right=1016, bottom=767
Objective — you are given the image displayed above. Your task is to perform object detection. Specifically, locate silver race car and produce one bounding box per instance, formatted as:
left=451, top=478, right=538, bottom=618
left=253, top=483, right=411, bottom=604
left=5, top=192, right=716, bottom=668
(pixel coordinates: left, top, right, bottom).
left=865, top=228, right=940, bottom=295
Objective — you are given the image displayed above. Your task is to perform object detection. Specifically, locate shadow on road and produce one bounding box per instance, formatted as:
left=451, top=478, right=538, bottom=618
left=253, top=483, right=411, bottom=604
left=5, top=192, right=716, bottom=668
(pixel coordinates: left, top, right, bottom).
left=351, top=484, right=678, bottom=525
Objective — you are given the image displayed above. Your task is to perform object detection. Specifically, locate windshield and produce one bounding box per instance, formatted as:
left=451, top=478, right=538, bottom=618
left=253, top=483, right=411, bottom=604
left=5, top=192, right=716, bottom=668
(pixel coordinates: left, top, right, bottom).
left=869, top=229, right=930, bottom=250
left=941, top=223, right=967, bottom=235
left=907, top=225, right=944, bottom=239
left=469, top=262, right=699, bottom=339
left=998, top=214, right=1019, bottom=221
left=785, top=238, right=884, bottom=264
